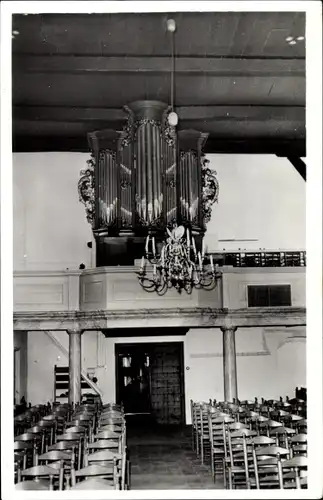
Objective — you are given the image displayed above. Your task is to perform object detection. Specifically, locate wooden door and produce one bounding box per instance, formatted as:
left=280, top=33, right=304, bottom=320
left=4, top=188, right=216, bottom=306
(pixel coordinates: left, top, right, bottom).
left=149, top=343, right=184, bottom=425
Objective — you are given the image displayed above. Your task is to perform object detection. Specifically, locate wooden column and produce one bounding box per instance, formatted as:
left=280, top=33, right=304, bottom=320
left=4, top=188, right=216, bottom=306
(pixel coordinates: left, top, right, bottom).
left=67, top=329, right=83, bottom=406
left=221, top=326, right=238, bottom=402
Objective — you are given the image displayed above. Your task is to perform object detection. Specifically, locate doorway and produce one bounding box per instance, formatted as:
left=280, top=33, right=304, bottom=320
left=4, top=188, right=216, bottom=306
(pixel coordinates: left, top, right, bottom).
left=115, top=342, right=185, bottom=425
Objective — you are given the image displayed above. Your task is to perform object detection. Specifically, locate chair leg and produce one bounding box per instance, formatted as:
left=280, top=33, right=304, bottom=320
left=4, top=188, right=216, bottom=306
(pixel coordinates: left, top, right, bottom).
left=127, top=460, right=131, bottom=490
left=200, top=434, right=204, bottom=464
left=223, top=458, right=227, bottom=489
left=228, top=468, right=233, bottom=489
left=192, top=425, right=195, bottom=451
left=210, top=450, right=215, bottom=482
left=196, top=429, right=199, bottom=456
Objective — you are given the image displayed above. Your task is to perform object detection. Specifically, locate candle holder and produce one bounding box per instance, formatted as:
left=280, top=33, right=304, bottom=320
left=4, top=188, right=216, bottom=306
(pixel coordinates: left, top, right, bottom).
left=137, top=224, right=221, bottom=295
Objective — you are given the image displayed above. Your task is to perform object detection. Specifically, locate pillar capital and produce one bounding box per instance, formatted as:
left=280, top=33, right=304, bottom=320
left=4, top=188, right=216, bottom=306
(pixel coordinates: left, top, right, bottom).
left=220, top=325, right=237, bottom=333
left=67, top=329, right=83, bottom=335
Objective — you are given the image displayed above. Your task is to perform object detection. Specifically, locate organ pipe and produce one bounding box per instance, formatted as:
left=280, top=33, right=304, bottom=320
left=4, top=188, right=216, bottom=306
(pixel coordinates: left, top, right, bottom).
left=81, top=101, right=213, bottom=239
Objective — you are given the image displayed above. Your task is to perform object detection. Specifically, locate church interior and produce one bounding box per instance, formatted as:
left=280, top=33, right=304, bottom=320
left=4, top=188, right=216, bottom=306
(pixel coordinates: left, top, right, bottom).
left=6, top=7, right=313, bottom=493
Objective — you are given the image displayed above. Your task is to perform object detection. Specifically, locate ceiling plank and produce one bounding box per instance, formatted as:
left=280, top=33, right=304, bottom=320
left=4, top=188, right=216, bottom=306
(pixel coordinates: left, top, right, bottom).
left=13, top=55, right=305, bottom=76
left=12, top=135, right=306, bottom=157
left=13, top=105, right=305, bottom=123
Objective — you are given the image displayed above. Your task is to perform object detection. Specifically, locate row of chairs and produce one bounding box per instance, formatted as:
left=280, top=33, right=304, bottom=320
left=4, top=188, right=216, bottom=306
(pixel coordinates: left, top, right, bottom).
left=191, top=396, right=307, bottom=490
left=14, top=400, right=130, bottom=490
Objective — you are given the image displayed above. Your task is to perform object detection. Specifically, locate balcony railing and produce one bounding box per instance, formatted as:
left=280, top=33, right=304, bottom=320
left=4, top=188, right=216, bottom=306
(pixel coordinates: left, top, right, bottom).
left=212, top=250, right=306, bottom=268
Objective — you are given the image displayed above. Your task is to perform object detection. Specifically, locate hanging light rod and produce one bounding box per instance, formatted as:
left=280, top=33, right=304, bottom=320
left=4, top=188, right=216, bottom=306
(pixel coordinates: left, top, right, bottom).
left=167, top=19, right=178, bottom=127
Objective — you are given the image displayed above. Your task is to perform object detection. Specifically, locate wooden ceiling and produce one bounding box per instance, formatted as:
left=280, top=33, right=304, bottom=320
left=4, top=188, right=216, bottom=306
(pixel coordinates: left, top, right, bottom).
left=12, top=12, right=306, bottom=156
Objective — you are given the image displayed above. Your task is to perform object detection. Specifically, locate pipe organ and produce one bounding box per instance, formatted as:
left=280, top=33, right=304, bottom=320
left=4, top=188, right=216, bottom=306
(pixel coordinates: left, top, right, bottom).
left=78, top=101, right=218, bottom=266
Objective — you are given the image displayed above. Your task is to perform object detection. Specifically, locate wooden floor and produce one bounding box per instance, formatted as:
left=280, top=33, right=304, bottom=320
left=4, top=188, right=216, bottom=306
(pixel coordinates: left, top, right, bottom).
left=127, top=423, right=224, bottom=490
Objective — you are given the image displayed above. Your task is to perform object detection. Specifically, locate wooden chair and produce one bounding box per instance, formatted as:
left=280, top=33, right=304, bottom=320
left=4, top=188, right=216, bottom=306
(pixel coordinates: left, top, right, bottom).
left=252, top=445, right=290, bottom=489
left=84, top=449, right=127, bottom=489
left=249, top=415, right=268, bottom=434
left=14, top=453, right=24, bottom=483
left=87, top=439, right=120, bottom=452
left=15, top=433, right=42, bottom=466
left=71, top=463, right=117, bottom=487
left=293, top=418, right=307, bottom=434
left=208, top=414, right=234, bottom=485
left=259, top=420, right=283, bottom=437
left=56, top=433, right=84, bottom=469
left=225, top=429, right=258, bottom=489
left=47, top=440, right=82, bottom=478
left=14, top=441, right=34, bottom=469
left=26, top=426, right=49, bottom=454
left=37, top=450, right=73, bottom=467
left=36, top=419, right=57, bottom=446
left=198, top=404, right=213, bottom=464
left=288, top=433, right=307, bottom=457
left=20, top=464, right=63, bottom=490
left=269, top=426, right=296, bottom=448
left=281, top=456, right=308, bottom=489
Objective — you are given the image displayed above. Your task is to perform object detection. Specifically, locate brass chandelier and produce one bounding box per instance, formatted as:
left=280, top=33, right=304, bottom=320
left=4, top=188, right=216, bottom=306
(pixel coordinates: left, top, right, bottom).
left=138, top=224, right=220, bottom=295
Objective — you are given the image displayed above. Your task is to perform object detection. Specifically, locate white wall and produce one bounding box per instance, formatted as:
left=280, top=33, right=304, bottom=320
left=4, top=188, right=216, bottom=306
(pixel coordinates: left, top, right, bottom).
left=27, top=328, right=306, bottom=423
left=13, top=153, right=305, bottom=272
left=13, top=153, right=93, bottom=271
left=204, top=154, right=306, bottom=252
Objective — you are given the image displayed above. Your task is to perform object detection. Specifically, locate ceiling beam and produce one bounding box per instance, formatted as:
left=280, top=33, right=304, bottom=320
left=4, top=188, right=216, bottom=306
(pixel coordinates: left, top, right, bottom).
left=13, top=105, right=305, bottom=123
left=13, top=55, right=305, bottom=76
left=287, top=157, right=306, bottom=181
left=13, top=135, right=306, bottom=157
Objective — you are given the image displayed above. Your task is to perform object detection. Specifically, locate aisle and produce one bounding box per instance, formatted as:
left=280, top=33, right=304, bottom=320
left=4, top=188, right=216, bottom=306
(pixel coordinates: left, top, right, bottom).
left=127, top=424, right=224, bottom=490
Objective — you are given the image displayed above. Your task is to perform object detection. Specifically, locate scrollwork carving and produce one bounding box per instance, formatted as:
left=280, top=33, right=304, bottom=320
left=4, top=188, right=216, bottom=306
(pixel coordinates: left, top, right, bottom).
left=122, top=106, right=135, bottom=147
left=180, top=149, right=198, bottom=160
left=201, top=155, right=219, bottom=224
left=78, top=154, right=95, bottom=225
left=99, top=148, right=117, bottom=162
left=162, top=107, right=177, bottom=146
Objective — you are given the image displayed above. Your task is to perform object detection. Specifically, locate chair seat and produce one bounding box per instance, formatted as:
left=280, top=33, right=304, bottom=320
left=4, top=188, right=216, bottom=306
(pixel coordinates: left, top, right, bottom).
left=258, top=467, right=280, bottom=475
left=14, top=442, right=33, bottom=451
left=15, top=480, right=49, bottom=490
left=48, top=441, right=78, bottom=451
left=228, top=465, right=245, bottom=473
left=15, top=433, right=41, bottom=442
left=56, top=433, right=82, bottom=441
left=76, top=464, right=114, bottom=477
left=211, top=448, right=224, bottom=454
left=88, top=440, right=119, bottom=449
left=88, top=450, right=122, bottom=461
left=38, top=450, right=71, bottom=461
left=282, top=456, right=308, bottom=468
left=21, top=465, right=60, bottom=477
left=71, top=478, right=115, bottom=490
left=95, top=431, right=120, bottom=440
